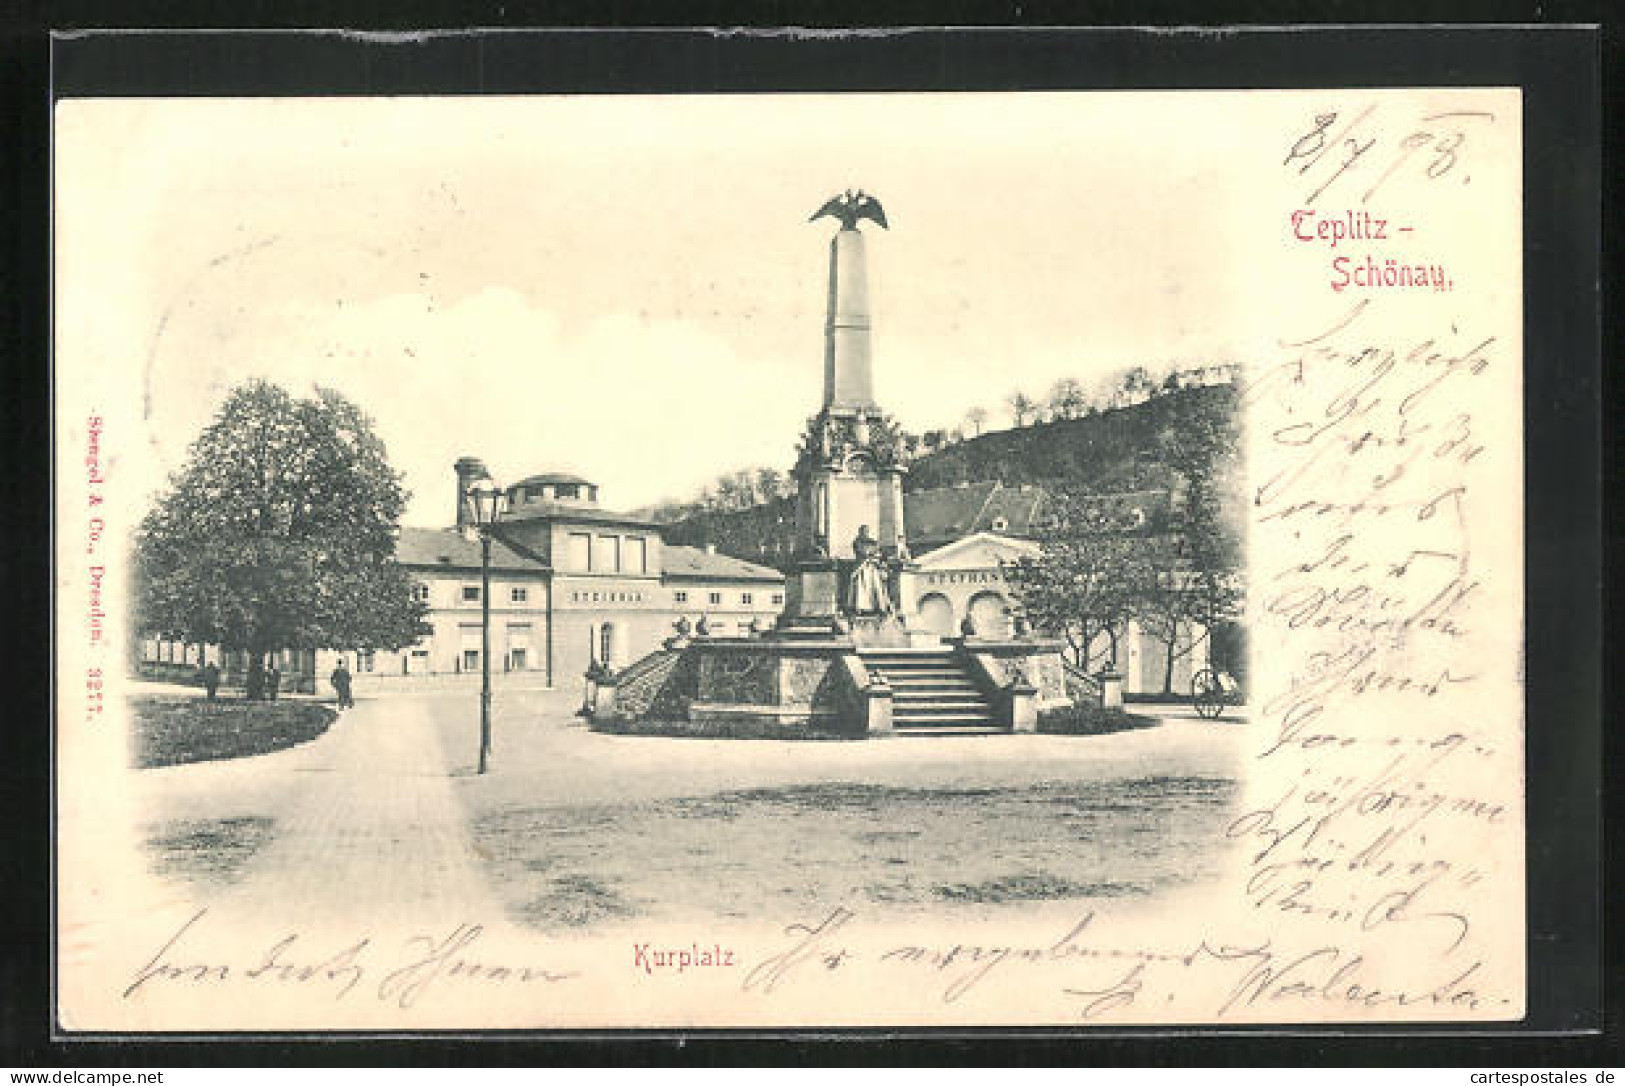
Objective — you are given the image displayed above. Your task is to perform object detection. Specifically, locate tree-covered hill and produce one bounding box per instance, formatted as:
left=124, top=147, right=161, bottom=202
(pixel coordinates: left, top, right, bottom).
left=905, top=384, right=1234, bottom=493
left=661, top=383, right=1239, bottom=567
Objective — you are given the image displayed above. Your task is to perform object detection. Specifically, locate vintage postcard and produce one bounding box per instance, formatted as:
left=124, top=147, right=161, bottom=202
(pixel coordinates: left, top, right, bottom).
left=54, top=85, right=1524, bottom=1031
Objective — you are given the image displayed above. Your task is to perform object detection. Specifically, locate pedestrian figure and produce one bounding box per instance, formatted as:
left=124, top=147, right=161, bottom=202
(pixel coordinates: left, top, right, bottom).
left=200, top=662, right=220, bottom=702
left=330, top=659, right=353, bottom=709
left=266, top=664, right=281, bottom=702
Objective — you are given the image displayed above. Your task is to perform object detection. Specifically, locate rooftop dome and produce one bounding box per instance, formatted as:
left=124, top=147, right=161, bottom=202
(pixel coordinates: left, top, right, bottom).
left=505, top=471, right=600, bottom=511
left=511, top=471, right=592, bottom=489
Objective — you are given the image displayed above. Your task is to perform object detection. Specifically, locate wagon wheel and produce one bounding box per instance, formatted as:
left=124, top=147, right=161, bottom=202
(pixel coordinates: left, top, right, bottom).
left=1191, top=668, right=1226, bottom=720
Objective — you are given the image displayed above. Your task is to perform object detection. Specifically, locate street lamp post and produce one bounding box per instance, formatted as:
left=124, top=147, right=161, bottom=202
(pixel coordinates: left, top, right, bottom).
left=465, top=478, right=507, bottom=775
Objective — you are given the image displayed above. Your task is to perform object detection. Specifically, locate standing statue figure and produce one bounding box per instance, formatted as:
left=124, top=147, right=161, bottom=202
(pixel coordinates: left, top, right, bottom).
left=845, top=524, right=893, bottom=615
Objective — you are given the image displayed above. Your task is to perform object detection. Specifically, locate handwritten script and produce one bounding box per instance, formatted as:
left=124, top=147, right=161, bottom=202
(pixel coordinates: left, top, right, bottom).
left=740, top=906, right=1488, bottom=1021
left=123, top=909, right=579, bottom=1010
left=1230, top=277, right=1519, bottom=1016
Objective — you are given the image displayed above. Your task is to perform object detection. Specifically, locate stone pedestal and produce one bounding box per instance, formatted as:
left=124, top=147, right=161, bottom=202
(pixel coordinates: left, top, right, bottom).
left=1098, top=669, right=1125, bottom=709
left=1009, top=680, right=1039, bottom=733
left=865, top=685, right=894, bottom=733
left=590, top=674, right=619, bottom=722
left=778, top=559, right=844, bottom=638
left=846, top=614, right=913, bottom=649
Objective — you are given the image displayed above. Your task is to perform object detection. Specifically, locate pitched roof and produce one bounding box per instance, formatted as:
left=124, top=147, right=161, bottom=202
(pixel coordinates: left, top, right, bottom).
left=394, top=527, right=546, bottom=573
left=910, top=530, right=1041, bottom=570
left=662, top=545, right=785, bottom=583
left=904, top=481, right=1000, bottom=547
left=905, top=482, right=1049, bottom=551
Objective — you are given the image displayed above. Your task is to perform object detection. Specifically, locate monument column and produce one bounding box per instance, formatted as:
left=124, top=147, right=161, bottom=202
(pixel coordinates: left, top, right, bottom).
left=824, top=227, right=875, bottom=412
left=780, top=190, right=911, bottom=637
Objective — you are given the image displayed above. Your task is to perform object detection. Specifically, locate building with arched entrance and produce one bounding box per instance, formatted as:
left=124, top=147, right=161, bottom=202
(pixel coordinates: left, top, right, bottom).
left=898, top=483, right=1217, bottom=699
left=902, top=531, right=1037, bottom=638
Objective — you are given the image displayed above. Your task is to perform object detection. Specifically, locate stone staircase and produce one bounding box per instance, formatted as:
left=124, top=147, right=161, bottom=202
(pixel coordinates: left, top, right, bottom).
left=858, top=648, right=1006, bottom=734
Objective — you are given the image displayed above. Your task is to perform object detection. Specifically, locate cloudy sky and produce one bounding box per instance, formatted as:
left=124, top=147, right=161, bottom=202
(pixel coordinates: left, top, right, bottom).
left=58, top=92, right=1276, bottom=526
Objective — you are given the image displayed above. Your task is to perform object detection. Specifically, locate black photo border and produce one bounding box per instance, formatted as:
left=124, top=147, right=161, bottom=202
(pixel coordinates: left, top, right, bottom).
left=2, top=12, right=1610, bottom=1068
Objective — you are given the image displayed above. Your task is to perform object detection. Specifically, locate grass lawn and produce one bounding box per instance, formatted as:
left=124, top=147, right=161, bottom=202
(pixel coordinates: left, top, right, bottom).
left=144, top=816, right=277, bottom=887
left=474, top=775, right=1236, bottom=931
left=130, top=695, right=339, bottom=769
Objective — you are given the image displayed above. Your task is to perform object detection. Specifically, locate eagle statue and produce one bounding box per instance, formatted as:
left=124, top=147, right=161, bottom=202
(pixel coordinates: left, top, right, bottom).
left=809, top=189, right=889, bottom=231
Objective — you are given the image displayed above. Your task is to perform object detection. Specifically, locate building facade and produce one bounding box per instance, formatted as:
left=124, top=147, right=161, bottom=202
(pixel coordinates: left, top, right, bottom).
left=138, top=463, right=785, bottom=693
left=136, top=466, right=1225, bottom=700
left=897, top=483, right=1217, bottom=698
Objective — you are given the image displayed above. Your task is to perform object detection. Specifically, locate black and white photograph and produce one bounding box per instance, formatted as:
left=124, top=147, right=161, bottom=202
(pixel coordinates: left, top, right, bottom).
left=52, top=57, right=1529, bottom=1031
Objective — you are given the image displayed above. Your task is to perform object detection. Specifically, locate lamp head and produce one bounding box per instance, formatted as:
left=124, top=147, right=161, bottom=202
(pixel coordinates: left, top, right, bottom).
left=465, top=477, right=507, bottom=528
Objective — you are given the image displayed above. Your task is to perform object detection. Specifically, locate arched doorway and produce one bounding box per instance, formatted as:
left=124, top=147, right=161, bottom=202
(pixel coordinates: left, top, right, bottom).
left=968, top=590, right=1010, bottom=637
left=917, top=593, right=955, bottom=637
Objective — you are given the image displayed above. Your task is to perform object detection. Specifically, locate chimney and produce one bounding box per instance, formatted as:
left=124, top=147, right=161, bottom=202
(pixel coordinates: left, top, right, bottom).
left=453, top=456, right=490, bottom=529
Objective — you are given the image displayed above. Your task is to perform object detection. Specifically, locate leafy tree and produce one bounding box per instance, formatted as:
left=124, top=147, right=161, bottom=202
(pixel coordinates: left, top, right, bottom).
left=754, top=466, right=790, bottom=503
left=1135, top=536, right=1208, bottom=695
left=714, top=469, right=758, bottom=511
left=1136, top=386, right=1244, bottom=691
left=1046, top=377, right=1089, bottom=420
left=1118, top=365, right=1157, bottom=404
left=1002, top=489, right=1151, bottom=673
left=1006, top=391, right=1037, bottom=427
left=133, top=381, right=428, bottom=699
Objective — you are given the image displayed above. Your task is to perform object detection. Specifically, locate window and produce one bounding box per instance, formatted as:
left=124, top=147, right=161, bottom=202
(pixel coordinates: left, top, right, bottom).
left=771, top=593, right=784, bottom=606
left=674, top=590, right=688, bottom=604
left=594, top=534, right=621, bottom=572
left=708, top=591, right=722, bottom=606
left=510, top=586, right=528, bottom=604
left=567, top=532, right=592, bottom=571
left=462, top=585, right=481, bottom=603
left=358, top=650, right=375, bottom=673
left=741, top=592, right=753, bottom=605
left=555, top=483, right=580, bottom=499
left=412, top=583, right=430, bottom=603
left=626, top=536, right=648, bottom=574
left=462, top=649, right=480, bottom=671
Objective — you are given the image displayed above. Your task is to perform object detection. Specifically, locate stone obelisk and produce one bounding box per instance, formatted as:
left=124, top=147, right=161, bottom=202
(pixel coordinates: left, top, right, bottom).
left=780, top=191, right=909, bottom=635
left=823, top=228, right=875, bottom=412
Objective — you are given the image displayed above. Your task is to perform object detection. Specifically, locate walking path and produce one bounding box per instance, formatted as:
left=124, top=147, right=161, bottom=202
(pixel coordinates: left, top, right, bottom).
left=75, top=690, right=1249, bottom=1028
left=206, top=694, right=505, bottom=929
